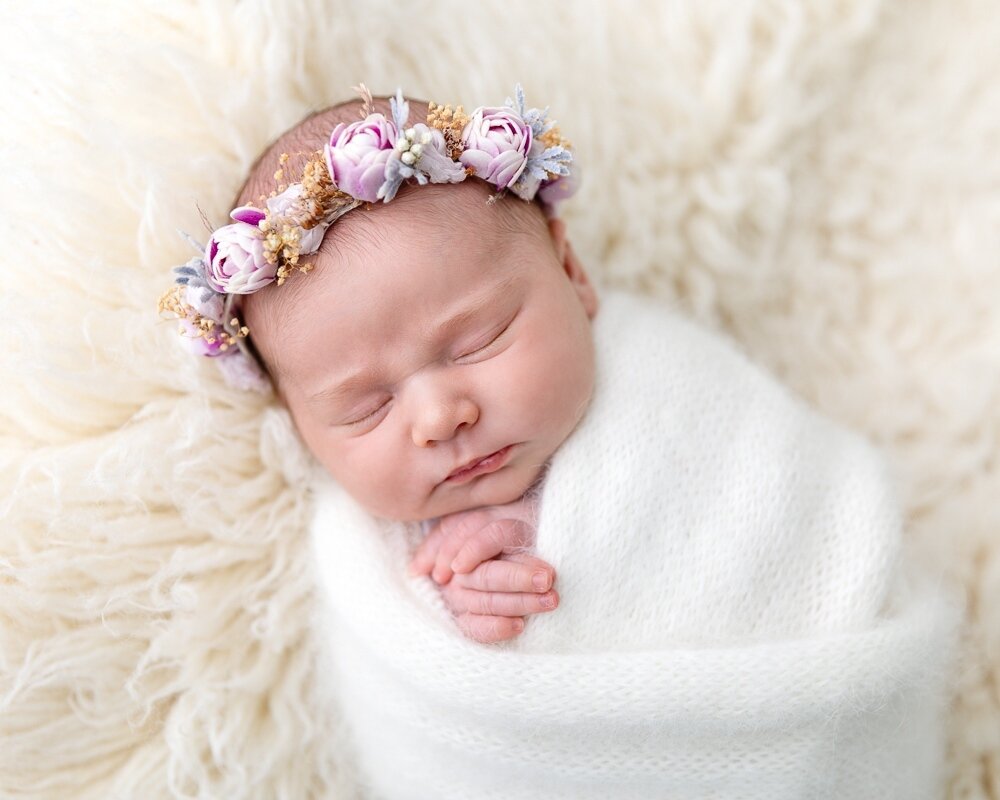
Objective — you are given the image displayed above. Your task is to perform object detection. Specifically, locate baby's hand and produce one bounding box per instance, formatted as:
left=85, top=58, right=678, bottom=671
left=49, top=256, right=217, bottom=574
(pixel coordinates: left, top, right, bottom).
left=408, top=496, right=558, bottom=644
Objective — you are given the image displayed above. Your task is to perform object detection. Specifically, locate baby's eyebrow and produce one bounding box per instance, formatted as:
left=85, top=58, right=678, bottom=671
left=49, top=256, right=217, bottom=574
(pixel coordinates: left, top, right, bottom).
left=306, top=369, right=382, bottom=405
left=425, top=274, right=518, bottom=342
left=306, top=274, right=519, bottom=405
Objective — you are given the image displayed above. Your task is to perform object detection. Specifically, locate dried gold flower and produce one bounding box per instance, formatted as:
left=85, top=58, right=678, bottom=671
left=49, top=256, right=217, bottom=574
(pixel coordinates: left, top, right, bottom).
left=427, top=102, right=470, bottom=160
left=539, top=125, right=571, bottom=151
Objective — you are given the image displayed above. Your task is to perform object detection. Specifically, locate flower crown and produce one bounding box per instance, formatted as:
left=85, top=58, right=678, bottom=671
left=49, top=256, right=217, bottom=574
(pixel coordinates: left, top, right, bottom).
left=156, top=83, right=577, bottom=393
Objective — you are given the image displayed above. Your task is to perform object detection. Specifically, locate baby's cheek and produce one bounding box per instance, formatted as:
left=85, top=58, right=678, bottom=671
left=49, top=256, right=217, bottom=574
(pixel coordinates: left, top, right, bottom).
left=512, top=330, right=588, bottom=425
left=484, top=354, right=546, bottom=433
left=319, top=437, right=397, bottom=514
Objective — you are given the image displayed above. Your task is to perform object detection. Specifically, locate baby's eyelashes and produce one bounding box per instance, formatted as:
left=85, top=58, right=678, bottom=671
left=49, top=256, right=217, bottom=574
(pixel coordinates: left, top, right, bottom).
left=453, top=317, right=515, bottom=361
left=342, top=399, right=391, bottom=427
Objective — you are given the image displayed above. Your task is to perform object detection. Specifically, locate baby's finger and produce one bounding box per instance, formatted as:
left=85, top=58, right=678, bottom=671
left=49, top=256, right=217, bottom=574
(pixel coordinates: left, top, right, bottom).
left=449, top=588, right=559, bottom=617
left=431, top=515, right=491, bottom=584
left=408, top=522, right=448, bottom=576
left=454, top=613, right=525, bottom=644
left=409, top=534, right=441, bottom=577
left=450, top=519, right=534, bottom=575
left=452, top=557, right=554, bottom=594
left=411, top=510, right=487, bottom=577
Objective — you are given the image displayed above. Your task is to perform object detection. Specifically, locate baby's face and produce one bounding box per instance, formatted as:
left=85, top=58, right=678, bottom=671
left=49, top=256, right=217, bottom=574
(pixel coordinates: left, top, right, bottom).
left=248, top=181, right=598, bottom=521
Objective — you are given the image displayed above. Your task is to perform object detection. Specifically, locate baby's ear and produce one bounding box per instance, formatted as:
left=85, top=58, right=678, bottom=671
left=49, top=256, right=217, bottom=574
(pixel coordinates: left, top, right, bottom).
left=547, top=217, right=599, bottom=320
left=546, top=217, right=569, bottom=261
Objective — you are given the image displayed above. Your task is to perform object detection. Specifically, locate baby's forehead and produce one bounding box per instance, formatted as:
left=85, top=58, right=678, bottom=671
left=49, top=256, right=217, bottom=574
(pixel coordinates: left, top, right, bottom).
left=314, top=179, right=552, bottom=278
left=243, top=186, right=547, bottom=352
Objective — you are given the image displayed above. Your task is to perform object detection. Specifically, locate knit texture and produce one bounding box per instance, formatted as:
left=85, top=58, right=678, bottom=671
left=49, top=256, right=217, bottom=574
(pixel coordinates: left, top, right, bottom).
left=308, top=287, right=963, bottom=800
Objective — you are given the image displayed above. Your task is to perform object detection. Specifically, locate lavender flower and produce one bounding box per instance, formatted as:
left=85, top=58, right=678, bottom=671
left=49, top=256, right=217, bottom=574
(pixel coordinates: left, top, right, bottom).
left=204, top=219, right=274, bottom=294
left=324, top=114, right=398, bottom=203
left=459, top=106, right=533, bottom=191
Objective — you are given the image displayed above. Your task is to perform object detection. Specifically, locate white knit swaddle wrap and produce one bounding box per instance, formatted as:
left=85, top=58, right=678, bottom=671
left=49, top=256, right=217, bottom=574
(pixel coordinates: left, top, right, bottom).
left=308, top=288, right=961, bottom=800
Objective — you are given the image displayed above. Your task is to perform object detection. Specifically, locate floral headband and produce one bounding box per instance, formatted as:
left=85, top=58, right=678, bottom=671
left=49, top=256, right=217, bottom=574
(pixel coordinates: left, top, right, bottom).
left=156, top=83, right=576, bottom=392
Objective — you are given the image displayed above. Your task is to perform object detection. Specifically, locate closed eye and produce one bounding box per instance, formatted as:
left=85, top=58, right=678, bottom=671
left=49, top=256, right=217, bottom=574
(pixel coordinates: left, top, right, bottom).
left=457, top=314, right=517, bottom=360
left=343, top=398, right=390, bottom=427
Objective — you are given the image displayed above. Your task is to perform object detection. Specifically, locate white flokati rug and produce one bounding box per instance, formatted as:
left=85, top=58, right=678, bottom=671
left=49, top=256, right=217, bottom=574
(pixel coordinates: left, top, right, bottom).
left=0, top=0, right=996, bottom=798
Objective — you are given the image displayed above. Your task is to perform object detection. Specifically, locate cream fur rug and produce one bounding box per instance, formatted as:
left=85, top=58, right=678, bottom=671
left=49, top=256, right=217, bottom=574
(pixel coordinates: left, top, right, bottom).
left=1, top=1, right=997, bottom=798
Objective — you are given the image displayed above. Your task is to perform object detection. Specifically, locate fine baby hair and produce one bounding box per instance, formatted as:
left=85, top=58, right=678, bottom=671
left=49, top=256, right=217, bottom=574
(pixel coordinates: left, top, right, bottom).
left=156, top=83, right=578, bottom=393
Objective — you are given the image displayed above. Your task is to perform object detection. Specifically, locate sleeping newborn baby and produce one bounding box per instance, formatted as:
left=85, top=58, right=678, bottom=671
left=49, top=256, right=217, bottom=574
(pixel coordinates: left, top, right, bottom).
left=162, top=89, right=960, bottom=798
left=234, top=103, right=594, bottom=645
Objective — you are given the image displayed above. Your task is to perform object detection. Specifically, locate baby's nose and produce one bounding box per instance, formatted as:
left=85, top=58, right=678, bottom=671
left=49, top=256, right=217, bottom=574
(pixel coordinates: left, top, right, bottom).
left=411, top=396, right=479, bottom=447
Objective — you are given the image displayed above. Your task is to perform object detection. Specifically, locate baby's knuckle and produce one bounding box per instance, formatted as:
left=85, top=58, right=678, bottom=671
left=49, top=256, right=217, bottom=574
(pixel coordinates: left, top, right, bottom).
left=476, top=559, right=503, bottom=590
left=482, top=592, right=502, bottom=616
left=509, top=520, right=534, bottom=546
left=481, top=520, right=507, bottom=547
left=457, top=615, right=490, bottom=643
left=472, top=630, right=496, bottom=645
left=472, top=614, right=506, bottom=643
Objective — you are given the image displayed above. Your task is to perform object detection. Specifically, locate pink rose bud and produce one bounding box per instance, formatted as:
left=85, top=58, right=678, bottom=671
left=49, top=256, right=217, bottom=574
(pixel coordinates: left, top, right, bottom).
left=459, top=107, right=533, bottom=191
left=230, top=205, right=266, bottom=226
left=204, top=221, right=273, bottom=294
left=179, top=316, right=226, bottom=357
left=325, top=114, right=398, bottom=203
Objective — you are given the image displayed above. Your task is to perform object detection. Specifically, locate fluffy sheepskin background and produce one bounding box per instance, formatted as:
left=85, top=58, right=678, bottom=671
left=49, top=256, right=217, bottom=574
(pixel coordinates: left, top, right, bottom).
left=1, top=0, right=997, bottom=797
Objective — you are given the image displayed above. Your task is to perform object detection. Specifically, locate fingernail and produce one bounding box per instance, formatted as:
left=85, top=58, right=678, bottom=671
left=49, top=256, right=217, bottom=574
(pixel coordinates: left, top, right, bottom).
left=532, top=571, right=549, bottom=591
left=539, top=593, right=556, bottom=608
left=513, top=619, right=525, bottom=632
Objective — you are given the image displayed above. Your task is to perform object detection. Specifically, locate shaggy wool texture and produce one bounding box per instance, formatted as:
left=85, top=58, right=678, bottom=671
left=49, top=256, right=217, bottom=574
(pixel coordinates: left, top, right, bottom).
left=0, top=0, right=997, bottom=798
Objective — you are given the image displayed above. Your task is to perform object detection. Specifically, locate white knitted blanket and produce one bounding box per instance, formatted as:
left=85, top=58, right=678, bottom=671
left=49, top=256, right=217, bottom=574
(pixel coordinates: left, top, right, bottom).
left=308, top=288, right=961, bottom=800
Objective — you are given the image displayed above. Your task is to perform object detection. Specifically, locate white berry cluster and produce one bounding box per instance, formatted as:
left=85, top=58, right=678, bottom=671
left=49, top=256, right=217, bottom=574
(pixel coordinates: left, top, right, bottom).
left=395, top=126, right=434, bottom=166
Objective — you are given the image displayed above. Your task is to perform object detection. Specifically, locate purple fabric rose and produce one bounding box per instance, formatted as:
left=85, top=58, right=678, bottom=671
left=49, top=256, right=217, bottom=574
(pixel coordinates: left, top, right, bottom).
left=325, top=113, right=398, bottom=203
left=180, top=317, right=224, bottom=357
left=204, top=220, right=273, bottom=294
left=459, top=107, right=533, bottom=191
left=177, top=287, right=266, bottom=390
left=230, top=205, right=265, bottom=226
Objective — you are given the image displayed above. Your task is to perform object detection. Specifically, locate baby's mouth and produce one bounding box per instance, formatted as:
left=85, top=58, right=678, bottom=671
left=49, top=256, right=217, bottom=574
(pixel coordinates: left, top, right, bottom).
left=444, top=444, right=516, bottom=484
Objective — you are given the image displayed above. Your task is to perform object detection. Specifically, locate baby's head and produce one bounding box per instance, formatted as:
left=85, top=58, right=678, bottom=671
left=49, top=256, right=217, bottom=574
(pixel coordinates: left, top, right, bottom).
left=237, top=96, right=599, bottom=522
